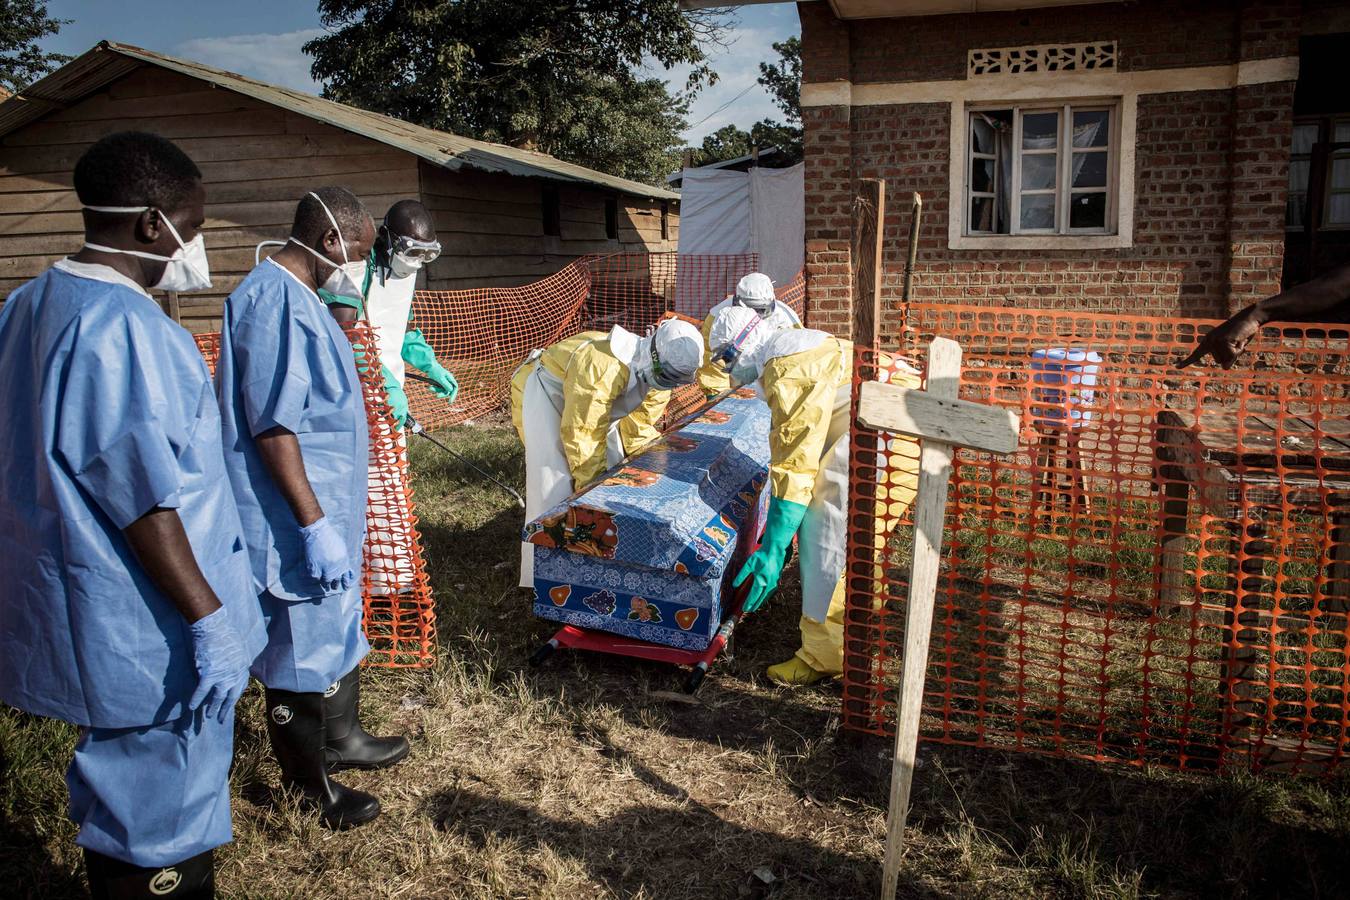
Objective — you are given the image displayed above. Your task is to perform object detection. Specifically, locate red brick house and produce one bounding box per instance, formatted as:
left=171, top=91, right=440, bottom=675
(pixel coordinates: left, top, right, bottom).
left=698, top=1, right=1348, bottom=336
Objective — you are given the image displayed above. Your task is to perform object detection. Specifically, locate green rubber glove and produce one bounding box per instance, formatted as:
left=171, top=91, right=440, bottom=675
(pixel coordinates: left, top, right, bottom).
left=402, top=328, right=458, bottom=402
left=382, top=365, right=409, bottom=428
left=733, top=496, right=808, bottom=613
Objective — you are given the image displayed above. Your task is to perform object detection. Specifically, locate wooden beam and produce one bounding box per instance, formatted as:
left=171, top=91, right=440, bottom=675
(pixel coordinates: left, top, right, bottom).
left=879, top=336, right=964, bottom=899
left=857, top=380, right=1019, bottom=455
left=851, top=178, right=885, bottom=353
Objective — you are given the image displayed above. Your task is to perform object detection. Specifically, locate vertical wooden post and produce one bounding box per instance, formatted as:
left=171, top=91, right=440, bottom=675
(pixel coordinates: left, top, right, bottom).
left=879, top=338, right=962, bottom=900
left=901, top=193, right=922, bottom=305
left=844, top=179, right=887, bottom=724
left=851, top=179, right=885, bottom=357
left=163, top=290, right=182, bottom=325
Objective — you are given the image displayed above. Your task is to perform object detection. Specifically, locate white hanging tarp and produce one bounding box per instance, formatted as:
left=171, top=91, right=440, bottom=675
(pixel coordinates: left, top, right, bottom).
left=674, top=162, right=804, bottom=317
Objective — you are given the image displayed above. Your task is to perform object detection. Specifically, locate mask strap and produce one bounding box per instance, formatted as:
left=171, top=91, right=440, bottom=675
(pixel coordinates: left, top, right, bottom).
left=82, top=241, right=173, bottom=262
left=307, top=191, right=349, bottom=264
left=82, top=204, right=190, bottom=257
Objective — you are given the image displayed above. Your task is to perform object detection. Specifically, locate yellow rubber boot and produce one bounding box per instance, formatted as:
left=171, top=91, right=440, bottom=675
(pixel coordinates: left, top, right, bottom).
left=766, top=655, right=831, bottom=685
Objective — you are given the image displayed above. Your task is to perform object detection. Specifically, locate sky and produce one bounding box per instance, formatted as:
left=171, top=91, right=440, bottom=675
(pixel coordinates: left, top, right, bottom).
left=37, top=1, right=800, bottom=145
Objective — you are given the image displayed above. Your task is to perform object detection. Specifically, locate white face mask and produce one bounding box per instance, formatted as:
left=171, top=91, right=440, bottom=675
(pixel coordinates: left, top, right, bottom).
left=389, top=251, right=422, bottom=280
left=289, top=191, right=366, bottom=299
left=82, top=205, right=212, bottom=293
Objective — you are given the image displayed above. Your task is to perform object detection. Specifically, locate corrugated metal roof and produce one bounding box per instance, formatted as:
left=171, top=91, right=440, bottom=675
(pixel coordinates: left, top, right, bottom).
left=0, top=41, right=680, bottom=202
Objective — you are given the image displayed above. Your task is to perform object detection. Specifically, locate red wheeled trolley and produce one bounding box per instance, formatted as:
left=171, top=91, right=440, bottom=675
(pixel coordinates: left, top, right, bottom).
left=528, top=478, right=771, bottom=694
left=529, top=582, right=750, bottom=694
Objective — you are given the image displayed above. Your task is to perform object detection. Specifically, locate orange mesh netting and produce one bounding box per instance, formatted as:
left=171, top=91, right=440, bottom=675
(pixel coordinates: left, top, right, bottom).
left=406, top=252, right=806, bottom=429
left=189, top=254, right=805, bottom=668
left=844, top=305, right=1350, bottom=776
left=193, top=326, right=437, bottom=668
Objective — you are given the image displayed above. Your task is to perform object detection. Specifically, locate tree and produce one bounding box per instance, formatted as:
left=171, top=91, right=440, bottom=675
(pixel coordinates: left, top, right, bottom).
left=757, top=36, right=800, bottom=126
left=305, top=1, right=730, bottom=186
left=0, top=0, right=68, bottom=94
left=691, top=37, right=802, bottom=167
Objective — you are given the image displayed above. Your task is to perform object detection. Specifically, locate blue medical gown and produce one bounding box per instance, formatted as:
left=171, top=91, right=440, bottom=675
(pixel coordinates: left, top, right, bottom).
left=0, top=265, right=266, bottom=730
left=216, top=260, right=369, bottom=690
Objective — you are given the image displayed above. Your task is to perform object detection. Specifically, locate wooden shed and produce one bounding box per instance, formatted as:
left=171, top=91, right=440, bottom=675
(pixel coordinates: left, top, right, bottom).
left=0, top=41, right=680, bottom=332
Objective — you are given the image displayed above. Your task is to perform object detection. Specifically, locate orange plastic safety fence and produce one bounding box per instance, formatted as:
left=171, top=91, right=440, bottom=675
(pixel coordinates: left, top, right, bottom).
left=406, top=252, right=806, bottom=430
left=844, top=305, right=1350, bottom=776
left=192, top=326, right=437, bottom=668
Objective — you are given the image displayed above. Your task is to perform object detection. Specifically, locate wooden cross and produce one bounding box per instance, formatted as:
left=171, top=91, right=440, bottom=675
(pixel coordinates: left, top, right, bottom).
left=850, top=175, right=1020, bottom=900
left=857, top=338, right=1021, bottom=899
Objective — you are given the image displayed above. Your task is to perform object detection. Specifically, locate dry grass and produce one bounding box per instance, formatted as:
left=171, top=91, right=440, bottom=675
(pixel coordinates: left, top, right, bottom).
left=5, top=423, right=1350, bottom=898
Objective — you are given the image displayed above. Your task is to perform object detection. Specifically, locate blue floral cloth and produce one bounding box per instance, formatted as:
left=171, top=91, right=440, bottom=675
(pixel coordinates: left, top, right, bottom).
left=525, top=391, right=771, bottom=650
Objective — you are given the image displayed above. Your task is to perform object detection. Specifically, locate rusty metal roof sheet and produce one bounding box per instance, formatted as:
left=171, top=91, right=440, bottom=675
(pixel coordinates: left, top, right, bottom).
left=0, top=41, right=680, bottom=202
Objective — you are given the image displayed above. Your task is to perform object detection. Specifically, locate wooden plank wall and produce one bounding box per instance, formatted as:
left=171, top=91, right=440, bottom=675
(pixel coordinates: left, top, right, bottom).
left=0, top=66, right=418, bottom=332
left=420, top=161, right=679, bottom=291
left=0, top=63, right=680, bottom=328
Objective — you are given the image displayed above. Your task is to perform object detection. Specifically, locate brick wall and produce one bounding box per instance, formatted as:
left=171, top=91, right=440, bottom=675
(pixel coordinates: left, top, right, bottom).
left=846, top=0, right=1241, bottom=84
left=799, top=0, right=1298, bottom=341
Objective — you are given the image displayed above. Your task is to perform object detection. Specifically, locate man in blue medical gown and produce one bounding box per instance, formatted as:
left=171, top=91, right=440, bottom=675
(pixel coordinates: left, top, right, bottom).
left=0, top=131, right=265, bottom=898
left=217, top=187, right=408, bottom=830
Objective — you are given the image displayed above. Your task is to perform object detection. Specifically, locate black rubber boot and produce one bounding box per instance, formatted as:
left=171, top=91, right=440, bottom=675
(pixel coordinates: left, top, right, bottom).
left=84, top=848, right=214, bottom=899
left=324, top=667, right=410, bottom=773
left=263, top=687, right=381, bottom=830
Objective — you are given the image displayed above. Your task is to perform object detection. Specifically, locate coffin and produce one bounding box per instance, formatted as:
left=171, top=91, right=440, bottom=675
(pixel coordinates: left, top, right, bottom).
left=524, top=389, right=771, bottom=650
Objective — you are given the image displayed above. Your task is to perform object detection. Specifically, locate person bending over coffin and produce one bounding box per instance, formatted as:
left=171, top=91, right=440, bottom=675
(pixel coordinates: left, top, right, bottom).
left=706, top=306, right=923, bottom=686
left=510, top=320, right=704, bottom=586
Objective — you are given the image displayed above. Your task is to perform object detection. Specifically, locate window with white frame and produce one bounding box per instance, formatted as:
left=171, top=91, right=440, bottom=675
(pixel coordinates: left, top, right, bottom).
left=965, top=102, right=1117, bottom=237
left=1286, top=116, right=1350, bottom=231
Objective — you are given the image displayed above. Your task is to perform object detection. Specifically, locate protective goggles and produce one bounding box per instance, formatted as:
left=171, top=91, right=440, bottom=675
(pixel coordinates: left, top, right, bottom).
left=386, top=229, right=442, bottom=263
left=648, top=344, right=685, bottom=390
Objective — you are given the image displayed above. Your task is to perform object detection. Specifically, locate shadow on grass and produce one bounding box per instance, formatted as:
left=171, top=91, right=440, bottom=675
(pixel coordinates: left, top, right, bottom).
left=420, top=752, right=950, bottom=900
left=0, top=708, right=85, bottom=899
left=900, top=741, right=1350, bottom=899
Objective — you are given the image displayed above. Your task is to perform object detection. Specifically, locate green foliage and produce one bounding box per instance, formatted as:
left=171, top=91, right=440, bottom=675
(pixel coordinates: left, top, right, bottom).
left=0, top=0, right=68, bottom=94
left=690, top=36, right=801, bottom=167
left=305, top=1, right=729, bottom=186
left=757, top=36, right=800, bottom=126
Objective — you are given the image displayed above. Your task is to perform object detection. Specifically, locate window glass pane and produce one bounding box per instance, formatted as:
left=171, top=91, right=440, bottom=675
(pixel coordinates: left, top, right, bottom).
left=1020, top=194, right=1056, bottom=230
left=1287, top=192, right=1307, bottom=227
left=1288, top=159, right=1310, bottom=191
left=970, top=197, right=996, bottom=232
left=1072, top=152, right=1108, bottom=188
left=1022, top=112, right=1059, bottom=149
left=971, top=116, right=997, bottom=155
left=1022, top=154, right=1058, bottom=190
left=1330, top=193, right=1350, bottom=225
left=1333, top=158, right=1350, bottom=190
left=972, top=158, right=995, bottom=193
left=1072, top=110, right=1110, bottom=147
left=1292, top=123, right=1320, bottom=155
left=1069, top=192, right=1106, bottom=229
left=1335, top=121, right=1350, bottom=143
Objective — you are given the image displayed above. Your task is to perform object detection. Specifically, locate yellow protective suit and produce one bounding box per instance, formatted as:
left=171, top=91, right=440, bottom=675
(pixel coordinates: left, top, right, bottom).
left=757, top=336, right=921, bottom=677
left=509, top=331, right=669, bottom=484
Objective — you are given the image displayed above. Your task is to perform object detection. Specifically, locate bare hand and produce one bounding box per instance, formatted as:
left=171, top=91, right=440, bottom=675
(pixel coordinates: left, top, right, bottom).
left=1178, top=311, right=1263, bottom=369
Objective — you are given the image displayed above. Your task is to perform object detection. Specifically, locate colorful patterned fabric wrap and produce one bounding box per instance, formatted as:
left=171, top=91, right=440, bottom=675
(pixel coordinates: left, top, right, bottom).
left=525, top=390, right=771, bottom=649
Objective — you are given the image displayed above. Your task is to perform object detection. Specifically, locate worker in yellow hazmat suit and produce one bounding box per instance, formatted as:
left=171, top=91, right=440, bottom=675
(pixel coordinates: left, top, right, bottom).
left=510, top=320, right=704, bottom=586
left=708, top=306, right=921, bottom=685
left=695, top=272, right=803, bottom=398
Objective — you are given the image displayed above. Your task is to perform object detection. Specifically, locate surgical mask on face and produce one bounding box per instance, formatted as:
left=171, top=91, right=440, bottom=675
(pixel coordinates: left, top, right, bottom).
left=289, top=191, right=366, bottom=299
left=82, top=205, right=212, bottom=293
left=389, top=251, right=422, bottom=279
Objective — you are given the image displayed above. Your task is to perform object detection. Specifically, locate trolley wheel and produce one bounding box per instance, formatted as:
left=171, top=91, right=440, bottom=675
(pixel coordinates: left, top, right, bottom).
left=529, top=639, right=559, bottom=668
left=684, top=666, right=709, bottom=695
